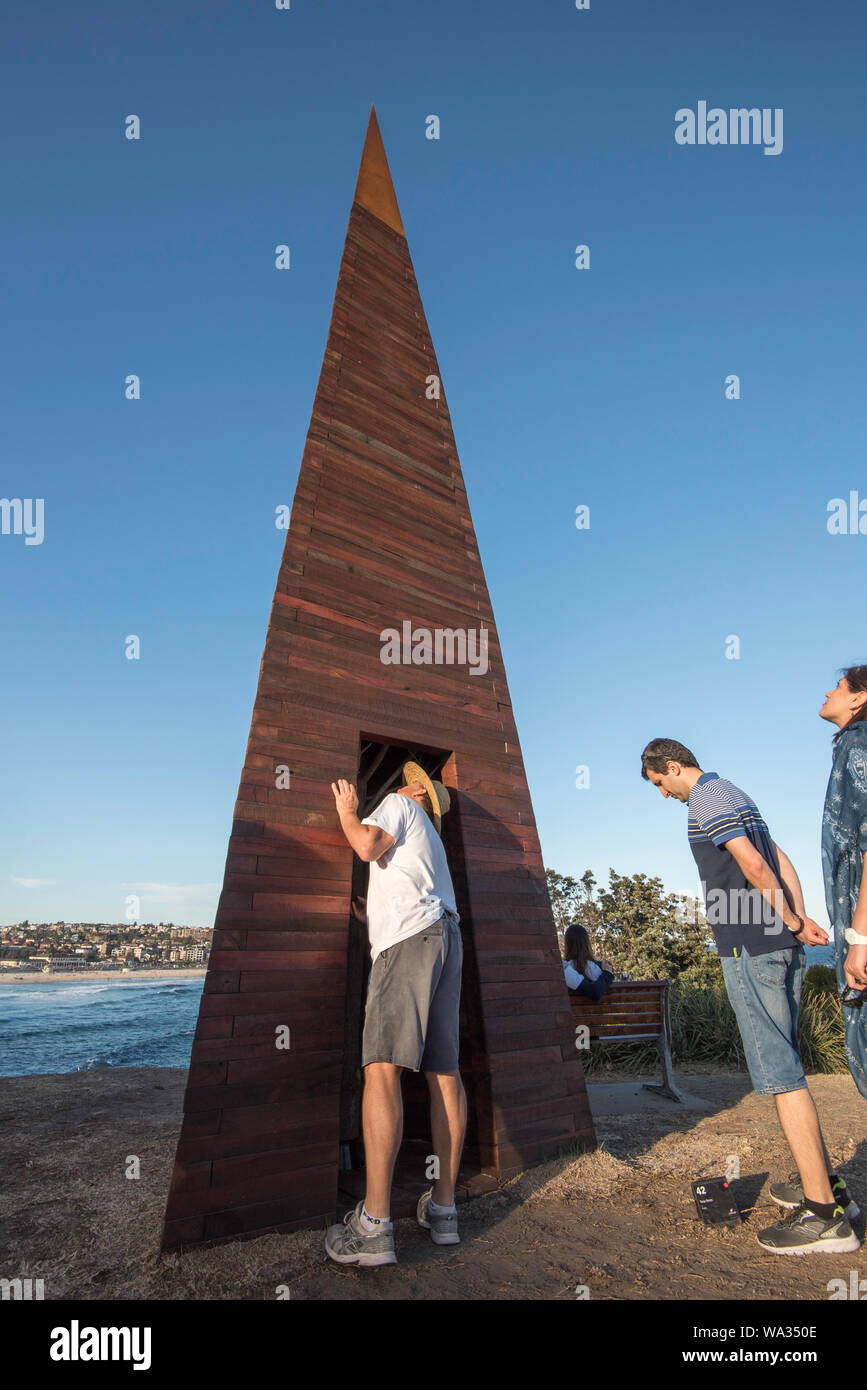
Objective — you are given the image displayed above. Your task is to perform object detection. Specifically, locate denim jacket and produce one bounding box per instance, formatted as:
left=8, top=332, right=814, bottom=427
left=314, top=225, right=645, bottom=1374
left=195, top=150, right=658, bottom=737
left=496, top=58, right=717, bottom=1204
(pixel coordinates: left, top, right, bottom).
left=821, top=723, right=867, bottom=1098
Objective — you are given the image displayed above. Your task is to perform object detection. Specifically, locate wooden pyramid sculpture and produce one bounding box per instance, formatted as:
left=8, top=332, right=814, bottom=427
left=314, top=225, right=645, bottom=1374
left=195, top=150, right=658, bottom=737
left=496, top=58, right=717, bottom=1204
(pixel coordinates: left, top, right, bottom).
left=161, top=106, right=595, bottom=1250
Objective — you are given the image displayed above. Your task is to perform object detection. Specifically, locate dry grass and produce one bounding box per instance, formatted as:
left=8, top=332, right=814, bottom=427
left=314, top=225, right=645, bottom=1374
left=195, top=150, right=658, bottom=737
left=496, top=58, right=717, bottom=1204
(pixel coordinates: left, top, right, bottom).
left=503, top=1147, right=633, bottom=1205
left=3, top=1065, right=867, bottom=1300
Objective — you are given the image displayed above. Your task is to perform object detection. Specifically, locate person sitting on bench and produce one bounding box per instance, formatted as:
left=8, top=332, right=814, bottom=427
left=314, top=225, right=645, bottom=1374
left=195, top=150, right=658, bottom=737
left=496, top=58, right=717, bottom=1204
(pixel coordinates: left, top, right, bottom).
left=562, top=922, right=614, bottom=1001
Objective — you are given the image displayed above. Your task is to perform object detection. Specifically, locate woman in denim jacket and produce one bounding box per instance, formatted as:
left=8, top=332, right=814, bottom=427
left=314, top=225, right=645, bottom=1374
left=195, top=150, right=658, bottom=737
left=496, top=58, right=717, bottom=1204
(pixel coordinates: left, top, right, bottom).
left=820, top=666, right=867, bottom=1099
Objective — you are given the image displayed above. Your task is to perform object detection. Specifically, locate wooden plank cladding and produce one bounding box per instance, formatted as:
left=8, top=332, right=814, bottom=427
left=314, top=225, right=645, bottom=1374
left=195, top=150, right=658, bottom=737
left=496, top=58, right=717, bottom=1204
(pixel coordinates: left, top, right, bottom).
left=161, top=106, right=595, bottom=1253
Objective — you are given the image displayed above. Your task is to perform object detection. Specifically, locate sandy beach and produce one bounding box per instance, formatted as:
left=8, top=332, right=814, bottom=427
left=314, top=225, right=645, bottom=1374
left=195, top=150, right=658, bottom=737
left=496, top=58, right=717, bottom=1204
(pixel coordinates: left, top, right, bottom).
left=0, top=967, right=207, bottom=986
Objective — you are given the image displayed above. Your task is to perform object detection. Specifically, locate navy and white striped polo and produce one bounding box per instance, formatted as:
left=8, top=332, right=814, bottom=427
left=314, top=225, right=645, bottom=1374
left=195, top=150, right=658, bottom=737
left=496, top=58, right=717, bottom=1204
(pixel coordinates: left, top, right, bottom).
left=688, top=772, right=800, bottom=957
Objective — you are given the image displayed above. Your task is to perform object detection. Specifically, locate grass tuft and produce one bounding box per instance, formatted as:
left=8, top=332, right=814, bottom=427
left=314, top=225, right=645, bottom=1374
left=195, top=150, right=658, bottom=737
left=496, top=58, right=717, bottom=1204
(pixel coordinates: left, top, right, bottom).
left=580, top=975, right=849, bottom=1077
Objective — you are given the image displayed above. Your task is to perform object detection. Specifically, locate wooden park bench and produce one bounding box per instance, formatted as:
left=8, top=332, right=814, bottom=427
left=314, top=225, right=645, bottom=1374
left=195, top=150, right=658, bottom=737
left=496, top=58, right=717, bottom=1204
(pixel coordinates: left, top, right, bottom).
left=568, top=979, right=683, bottom=1102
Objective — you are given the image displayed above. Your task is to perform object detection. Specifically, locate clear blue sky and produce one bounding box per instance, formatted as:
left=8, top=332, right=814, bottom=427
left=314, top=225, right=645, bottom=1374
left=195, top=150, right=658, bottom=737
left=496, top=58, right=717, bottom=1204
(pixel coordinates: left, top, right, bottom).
left=2, top=0, right=866, bottom=928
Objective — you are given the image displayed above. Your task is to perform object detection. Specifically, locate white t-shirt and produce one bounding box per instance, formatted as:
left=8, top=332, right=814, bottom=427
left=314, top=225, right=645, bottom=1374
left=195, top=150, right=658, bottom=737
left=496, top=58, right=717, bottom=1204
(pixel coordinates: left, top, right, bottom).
left=563, top=958, right=602, bottom=991
left=361, top=793, right=458, bottom=961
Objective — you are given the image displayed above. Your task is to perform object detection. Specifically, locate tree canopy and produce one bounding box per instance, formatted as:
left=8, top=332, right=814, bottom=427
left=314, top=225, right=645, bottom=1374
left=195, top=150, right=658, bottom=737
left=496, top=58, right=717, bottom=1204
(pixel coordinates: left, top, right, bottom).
left=546, top=866, right=717, bottom=984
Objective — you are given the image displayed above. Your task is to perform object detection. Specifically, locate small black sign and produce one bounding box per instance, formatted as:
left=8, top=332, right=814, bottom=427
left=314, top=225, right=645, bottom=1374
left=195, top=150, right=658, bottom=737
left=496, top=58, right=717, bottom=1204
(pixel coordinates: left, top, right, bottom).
left=692, top=1177, right=742, bottom=1228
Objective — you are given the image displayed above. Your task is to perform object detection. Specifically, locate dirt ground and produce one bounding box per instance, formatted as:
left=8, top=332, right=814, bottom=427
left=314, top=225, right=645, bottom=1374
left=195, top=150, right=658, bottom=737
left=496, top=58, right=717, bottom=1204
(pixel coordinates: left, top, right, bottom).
left=2, top=1065, right=866, bottom=1301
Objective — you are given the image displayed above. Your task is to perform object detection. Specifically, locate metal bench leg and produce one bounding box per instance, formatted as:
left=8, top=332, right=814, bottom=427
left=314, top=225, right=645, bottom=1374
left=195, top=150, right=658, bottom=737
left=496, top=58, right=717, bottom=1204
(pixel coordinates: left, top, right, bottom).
left=642, top=1038, right=684, bottom=1103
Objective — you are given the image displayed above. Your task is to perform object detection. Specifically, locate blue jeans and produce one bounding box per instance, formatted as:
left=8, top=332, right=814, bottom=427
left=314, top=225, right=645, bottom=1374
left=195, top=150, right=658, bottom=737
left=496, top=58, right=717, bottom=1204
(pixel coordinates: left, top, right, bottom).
left=719, top=946, right=807, bottom=1096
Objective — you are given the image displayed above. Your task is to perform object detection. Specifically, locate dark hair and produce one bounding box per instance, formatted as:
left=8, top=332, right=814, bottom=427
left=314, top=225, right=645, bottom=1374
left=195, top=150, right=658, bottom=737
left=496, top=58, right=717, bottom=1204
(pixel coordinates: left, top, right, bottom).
left=833, top=666, right=867, bottom=744
left=563, top=922, right=598, bottom=974
left=640, top=738, right=700, bottom=780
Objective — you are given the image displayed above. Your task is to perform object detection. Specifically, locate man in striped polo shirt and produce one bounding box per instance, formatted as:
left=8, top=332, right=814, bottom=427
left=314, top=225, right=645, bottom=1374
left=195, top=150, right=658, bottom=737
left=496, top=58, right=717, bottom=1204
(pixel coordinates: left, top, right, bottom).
left=641, top=737, right=860, bottom=1256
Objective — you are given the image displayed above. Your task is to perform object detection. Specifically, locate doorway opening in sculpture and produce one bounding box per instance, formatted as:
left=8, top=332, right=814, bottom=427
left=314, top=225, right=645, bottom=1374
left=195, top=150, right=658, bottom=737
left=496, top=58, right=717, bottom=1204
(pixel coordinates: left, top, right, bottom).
left=337, top=734, right=494, bottom=1215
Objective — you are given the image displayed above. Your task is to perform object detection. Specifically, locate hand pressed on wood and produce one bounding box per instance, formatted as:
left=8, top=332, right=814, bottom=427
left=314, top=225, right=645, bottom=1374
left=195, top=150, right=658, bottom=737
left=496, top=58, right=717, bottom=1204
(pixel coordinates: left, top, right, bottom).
left=331, top=779, right=359, bottom=816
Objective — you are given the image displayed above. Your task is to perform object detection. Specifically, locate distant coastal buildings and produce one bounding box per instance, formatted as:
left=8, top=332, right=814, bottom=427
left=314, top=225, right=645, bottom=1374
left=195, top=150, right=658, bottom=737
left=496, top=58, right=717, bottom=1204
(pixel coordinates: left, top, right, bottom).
left=0, top=921, right=212, bottom=974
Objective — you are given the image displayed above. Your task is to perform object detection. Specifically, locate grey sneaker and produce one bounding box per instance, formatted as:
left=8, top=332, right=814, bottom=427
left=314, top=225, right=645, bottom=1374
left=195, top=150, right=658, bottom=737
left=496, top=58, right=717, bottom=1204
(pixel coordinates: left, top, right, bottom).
left=325, top=1202, right=396, bottom=1267
left=417, top=1188, right=460, bottom=1245
left=756, top=1201, right=861, bottom=1255
left=769, top=1173, right=859, bottom=1221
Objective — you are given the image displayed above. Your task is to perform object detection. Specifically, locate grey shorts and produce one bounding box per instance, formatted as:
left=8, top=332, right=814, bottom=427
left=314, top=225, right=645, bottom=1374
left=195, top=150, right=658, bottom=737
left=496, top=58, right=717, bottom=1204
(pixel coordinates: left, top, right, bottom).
left=361, top=910, right=463, bottom=1073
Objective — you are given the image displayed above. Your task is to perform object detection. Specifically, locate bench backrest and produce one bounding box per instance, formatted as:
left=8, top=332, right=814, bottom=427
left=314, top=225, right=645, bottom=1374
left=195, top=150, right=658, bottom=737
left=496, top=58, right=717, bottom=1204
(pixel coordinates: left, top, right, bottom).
left=569, top=979, right=668, bottom=1041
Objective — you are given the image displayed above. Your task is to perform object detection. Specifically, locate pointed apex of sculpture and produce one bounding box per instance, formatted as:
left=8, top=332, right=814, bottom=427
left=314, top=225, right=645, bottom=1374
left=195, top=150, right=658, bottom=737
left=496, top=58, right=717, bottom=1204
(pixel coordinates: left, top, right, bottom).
left=352, top=105, right=406, bottom=238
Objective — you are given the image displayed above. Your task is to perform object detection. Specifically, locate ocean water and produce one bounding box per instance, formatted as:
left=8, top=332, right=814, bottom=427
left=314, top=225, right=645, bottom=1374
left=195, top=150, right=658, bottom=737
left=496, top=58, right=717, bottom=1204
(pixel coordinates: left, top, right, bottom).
left=0, top=976, right=204, bottom=1077
left=805, top=944, right=837, bottom=970
left=0, top=947, right=841, bottom=1080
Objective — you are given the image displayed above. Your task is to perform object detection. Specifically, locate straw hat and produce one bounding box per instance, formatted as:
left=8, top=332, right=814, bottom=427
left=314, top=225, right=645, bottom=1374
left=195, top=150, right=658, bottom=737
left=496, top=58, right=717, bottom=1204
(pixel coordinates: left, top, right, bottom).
left=402, top=760, right=451, bottom=834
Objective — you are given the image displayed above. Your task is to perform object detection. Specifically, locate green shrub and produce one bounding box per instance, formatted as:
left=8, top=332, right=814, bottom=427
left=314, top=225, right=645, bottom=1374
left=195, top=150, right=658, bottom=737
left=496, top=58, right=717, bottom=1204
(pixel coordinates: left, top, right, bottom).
left=802, top=963, right=838, bottom=999
left=580, top=973, right=848, bottom=1077
left=670, top=977, right=744, bottom=1067
left=798, top=985, right=848, bottom=1073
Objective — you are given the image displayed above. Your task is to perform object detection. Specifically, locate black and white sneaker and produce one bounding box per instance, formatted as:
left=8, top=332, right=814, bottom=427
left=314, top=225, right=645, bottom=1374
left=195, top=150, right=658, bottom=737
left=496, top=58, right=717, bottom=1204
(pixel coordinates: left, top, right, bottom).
left=769, top=1173, right=859, bottom=1222
left=757, top=1201, right=860, bottom=1255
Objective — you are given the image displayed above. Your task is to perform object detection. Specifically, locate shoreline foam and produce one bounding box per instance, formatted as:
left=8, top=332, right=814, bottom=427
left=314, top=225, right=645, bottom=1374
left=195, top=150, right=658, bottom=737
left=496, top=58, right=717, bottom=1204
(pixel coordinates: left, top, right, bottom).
left=0, top=967, right=207, bottom=986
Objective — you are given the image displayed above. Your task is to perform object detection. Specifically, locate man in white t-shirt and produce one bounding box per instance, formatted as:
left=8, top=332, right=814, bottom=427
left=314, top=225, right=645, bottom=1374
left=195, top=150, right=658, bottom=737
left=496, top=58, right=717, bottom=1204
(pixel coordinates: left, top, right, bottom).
left=324, top=766, right=466, bottom=1267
